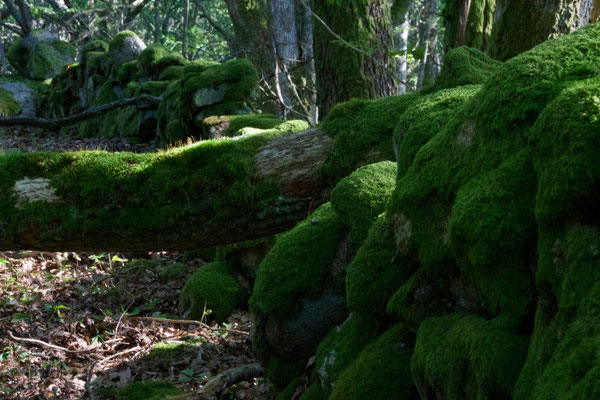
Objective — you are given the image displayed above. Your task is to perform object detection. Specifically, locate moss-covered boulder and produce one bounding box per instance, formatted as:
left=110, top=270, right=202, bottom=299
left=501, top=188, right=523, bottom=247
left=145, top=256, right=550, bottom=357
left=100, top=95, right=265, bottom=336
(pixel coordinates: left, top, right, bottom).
left=425, top=46, right=502, bottom=93
left=178, top=261, right=247, bottom=324
left=330, top=161, right=396, bottom=243
left=0, top=87, right=22, bottom=117
left=314, top=313, right=380, bottom=394
left=250, top=203, right=350, bottom=387
left=0, top=79, right=40, bottom=117
left=157, top=58, right=259, bottom=145
left=328, top=324, right=417, bottom=400
left=109, top=31, right=146, bottom=67
left=7, top=33, right=75, bottom=80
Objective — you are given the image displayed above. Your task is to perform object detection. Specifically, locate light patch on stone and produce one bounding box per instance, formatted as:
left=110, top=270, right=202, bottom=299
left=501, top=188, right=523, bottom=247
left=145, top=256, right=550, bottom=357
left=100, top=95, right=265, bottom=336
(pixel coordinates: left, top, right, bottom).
left=14, top=178, right=61, bottom=207
left=393, top=213, right=412, bottom=254
left=456, top=121, right=476, bottom=148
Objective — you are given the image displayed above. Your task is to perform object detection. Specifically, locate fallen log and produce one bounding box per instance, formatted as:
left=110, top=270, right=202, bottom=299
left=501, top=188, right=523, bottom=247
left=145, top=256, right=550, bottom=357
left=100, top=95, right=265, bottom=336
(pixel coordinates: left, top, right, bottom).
left=0, top=95, right=161, bottom=129
left=0, top=128, right=334, bottom=251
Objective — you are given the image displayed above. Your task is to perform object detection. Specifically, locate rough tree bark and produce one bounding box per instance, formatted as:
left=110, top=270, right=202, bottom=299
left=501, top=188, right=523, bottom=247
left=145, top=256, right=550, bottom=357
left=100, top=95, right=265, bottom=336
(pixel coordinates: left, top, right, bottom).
left=0, top=129, right=340, bottom=252
left=312, top=0, right=396, bottom=118
left=488, top=0, right=595, bottom=60
left=420, top=0, right=440, bottom=89
left=443, top=0, right=495, bottom=53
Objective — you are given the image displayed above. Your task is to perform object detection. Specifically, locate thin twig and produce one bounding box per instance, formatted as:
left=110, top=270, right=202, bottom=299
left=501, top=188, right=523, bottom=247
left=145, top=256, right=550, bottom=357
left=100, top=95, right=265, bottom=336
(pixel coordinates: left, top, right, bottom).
left=96, top=345, right=141, bottom=365
left=7, top=331, right=122, bottom=353
left=124, top=316, right=250, bottom=335
left=113, top=300, right=135, bottom=337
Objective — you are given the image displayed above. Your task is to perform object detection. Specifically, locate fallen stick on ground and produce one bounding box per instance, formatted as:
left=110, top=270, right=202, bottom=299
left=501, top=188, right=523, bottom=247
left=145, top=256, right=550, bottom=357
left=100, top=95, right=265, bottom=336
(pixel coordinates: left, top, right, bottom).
left=7, top=331, right=121, bottom=353
left=124, top=316, right=250, bottom=335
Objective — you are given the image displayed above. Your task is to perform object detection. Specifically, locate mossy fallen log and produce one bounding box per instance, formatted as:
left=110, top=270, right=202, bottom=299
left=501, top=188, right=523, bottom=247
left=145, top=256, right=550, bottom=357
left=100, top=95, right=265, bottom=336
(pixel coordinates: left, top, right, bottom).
left=0, top=128, right=333, bottom=251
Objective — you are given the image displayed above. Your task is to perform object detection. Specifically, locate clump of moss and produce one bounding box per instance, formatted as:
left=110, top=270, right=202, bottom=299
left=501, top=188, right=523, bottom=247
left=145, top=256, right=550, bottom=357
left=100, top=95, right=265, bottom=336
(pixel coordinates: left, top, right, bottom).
left=143, top=341, right=205, bottom=369
left=0, top=88, right=22, bottom=117
left=178, top=261, right=247, bottom=323
left=7, top=38, right=28, bottom=73
left=276, top=377, right=304, bottom=400
left=249, top=203, right=347, bottom=319
left=157, top=58, right=259, bottom=145
left=160, top=66, right=184, bottom=81
left=109, top=30, right=140, bottom=52
left=28, top=41, right=74, bottom=79
left=159, top=263, right=188, bottom=282
left=411, top=314, right=529, bottom=399
left=202, top=114, right=283, bottom=138
left=328, top=324, right=417, bottom=400
left=137, top=44, right=171, bottom=77
left=266, top=356, right=304, bottom=391
left=101, top=381, right=185, bottom=400
left=319, top=93, right=419, bottom=183
left=345, top=215, right=415, bottom=316
left=315, top=313, right=380, bottom=393
left=394, top=85, right=481, bottom=176
left=82, top=40, right=109, bottom=57
left=152, top=53, right=189, bottom=74
left=330, top=161, right=396, bottom=243
left=299, top=383, right=328, bottom=400
left=426, top=46, right=501, bottom=93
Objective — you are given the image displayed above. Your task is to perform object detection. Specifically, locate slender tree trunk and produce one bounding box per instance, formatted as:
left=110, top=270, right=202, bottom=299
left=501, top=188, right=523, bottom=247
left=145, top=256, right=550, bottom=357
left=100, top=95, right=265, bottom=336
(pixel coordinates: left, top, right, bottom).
left=153, top=0, right=160, bottom=43
left=443, top=0, right=495, bottom=53
left=312, top=0, right=395, bottom=118
left=182, top=0, right=190, bottom=58
left=392, top=0, right=412, bottom=94
left=0, top=28, right=8, bottom=74
left=489, top=0, right=594, bottom=60
left=422, top=0, right=440, bottom=88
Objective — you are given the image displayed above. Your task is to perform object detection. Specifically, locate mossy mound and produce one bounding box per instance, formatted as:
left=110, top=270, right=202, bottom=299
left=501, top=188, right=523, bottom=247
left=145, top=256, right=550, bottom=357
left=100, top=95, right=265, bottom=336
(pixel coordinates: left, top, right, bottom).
left=345, top=215, right=415, bottom=316
left=276, top=377, right=304, bottom=400
left=266, top=356, right=304, bottom=391
left=330, top=161, right=396, bottom=243
left=0, top=88, right=22, bottom=117
left=157, top=58, right=259, bottom=145
left=101, top=381, right=184, bottom=400
left=319, top=93, right=419, bottom=182
left=299, top=383, right=327, bottom=400
left=159, top=263, right=188, bottom=282
left=178, top=261, right=247, bottom=323
left=412, top=314, right=529, bottom=399
left=425, top=46, right=502, bottom=93
left=7, top=36, right=76, bottom=79
left=328, top=324, right=417, bottom=400
left=250, top=203, right=347, bottom=319
left=202, top=114, right=286, bottom=139
left=314, top=313, right=380, bottom=394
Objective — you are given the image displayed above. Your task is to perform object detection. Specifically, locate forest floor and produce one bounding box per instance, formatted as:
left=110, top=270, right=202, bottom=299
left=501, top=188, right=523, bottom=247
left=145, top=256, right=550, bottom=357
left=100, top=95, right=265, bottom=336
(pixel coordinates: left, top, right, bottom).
left=0, top=128, right=271, bottom=400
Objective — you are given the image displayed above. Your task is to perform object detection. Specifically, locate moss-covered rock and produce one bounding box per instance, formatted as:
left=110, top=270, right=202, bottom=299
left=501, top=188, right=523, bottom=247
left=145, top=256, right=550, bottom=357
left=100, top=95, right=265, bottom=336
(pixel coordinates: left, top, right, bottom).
left=411, top=314, right=528, bottom=399
left=315, top=313, right=380, bottom=394
left=159, top=66, right=185, bottom=81
left=328, top=324, right=417, bottom=400
left=266, top=356, right=304, bottom=391
left=202, top=114, right=285, bottom=139
left=330, top=161, right=396, bottom=243
left=109, top=31, right=146, bottom=67
left=320, top=94, right=419, bottom=183
left=276, top=377, right=304, bottom=400
left=425, top=47, right=501, bottom=92
left=0, top=87, right=22, bottom=117
left=345, top=215, right=415, bottom=316
left=159, top=262, right=188, bottom=282
left=178, top=261, right=247, bottom=324
left=157, top=58, right=259, bottom=145
left=299, top=382, right=328, bottom=400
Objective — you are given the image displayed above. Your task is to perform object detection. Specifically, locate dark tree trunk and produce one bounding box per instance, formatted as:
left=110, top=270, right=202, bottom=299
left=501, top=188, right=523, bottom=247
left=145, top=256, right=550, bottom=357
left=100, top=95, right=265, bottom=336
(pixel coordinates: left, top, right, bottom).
left=488, top=0, right=594, bottom=60
left=443, top=0, right=495, bottom=53
left=312, top=0, right=395, bottom=118
left=421, top=0, right=440, bottom=88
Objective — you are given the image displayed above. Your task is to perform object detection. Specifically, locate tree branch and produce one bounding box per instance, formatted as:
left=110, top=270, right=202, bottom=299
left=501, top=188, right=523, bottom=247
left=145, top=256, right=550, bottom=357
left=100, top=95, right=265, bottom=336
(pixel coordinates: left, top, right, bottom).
left=0, top=95, right=161, bottom=129
left=192, top=0, right=235, bottom=46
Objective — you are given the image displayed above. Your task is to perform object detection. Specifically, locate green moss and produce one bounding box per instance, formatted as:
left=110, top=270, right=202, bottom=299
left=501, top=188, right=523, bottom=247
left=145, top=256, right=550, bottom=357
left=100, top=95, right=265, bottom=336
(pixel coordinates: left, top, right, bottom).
left=159, top=263, right=188, bottom=282
left=330, top=161, right=396, bottom=243
left=411, top=314, right=529, bottom=399
left=144, top=341, right=204, bottom=368
left=79, top=80, right=119, bottom=137
left=151, top=54, right=189, bottom=74
left=82, top=40, right=109, bottom=57
left=319, top=94, right=418, bottom=183
left=443, top=0, right=495, bottom=52
left=117, top=60, right=138, bottom=84
left=315, top=313, right=380, bottom=393
left=514, top=226, right=600, bottom=400
left=85, top=51, right=110, bottom=77
left=299, top=383, right=327, bottom=400
left=159, top=66, right=184, bottom=81
left=202, top=114, right=283, bottom=138
left=137, top=44, right=171, bottom=77
left=109, top=30, right=139, bottom=52
left=139, top=80, right=170, bottom=97
left=329, top=324, right=416, bottom=400
left=51, top=40, right=76, bottom=59
left=102, top=381, right=184, bottom=400
left=345, top=215, right=415, bottom=316
left=28, top=42, right=71, bottom=79
left=7, top=38, right=28, bottom=73
left=249, top=203, right=347, bottom=319
left=178, top=261, right=247, bottom=323
left=276, top=377, right=304, bottom=400
left=157, top=59, right=259, bottom=145
left=394, top=85, right=480, bottom=176
left=425, top=47, right=501, bottom=92
left=0, top=88, right=21, bottom=117
left=386, top=268, right=452, bottom=332
left=266, top=357, right=304, bottom=390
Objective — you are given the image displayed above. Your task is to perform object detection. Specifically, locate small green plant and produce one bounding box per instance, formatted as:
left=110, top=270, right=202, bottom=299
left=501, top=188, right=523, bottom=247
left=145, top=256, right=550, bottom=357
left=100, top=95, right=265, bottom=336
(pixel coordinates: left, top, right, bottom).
left=46, top=304, right=69, bottom=323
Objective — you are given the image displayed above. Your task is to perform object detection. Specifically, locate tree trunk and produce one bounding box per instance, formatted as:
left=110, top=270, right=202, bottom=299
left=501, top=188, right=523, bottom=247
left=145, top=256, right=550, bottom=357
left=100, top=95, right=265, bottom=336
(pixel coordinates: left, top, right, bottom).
left=422, top=0, right=440, bottom=88
left=488, top=0, right=594, bottom=60
left=312, top=0, right=395, bottom=118
left=443, top=0, right=495, bottom=53
left=0, top=129, right=337, bottom=252
left=392, top=0, right=412, bottom=94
